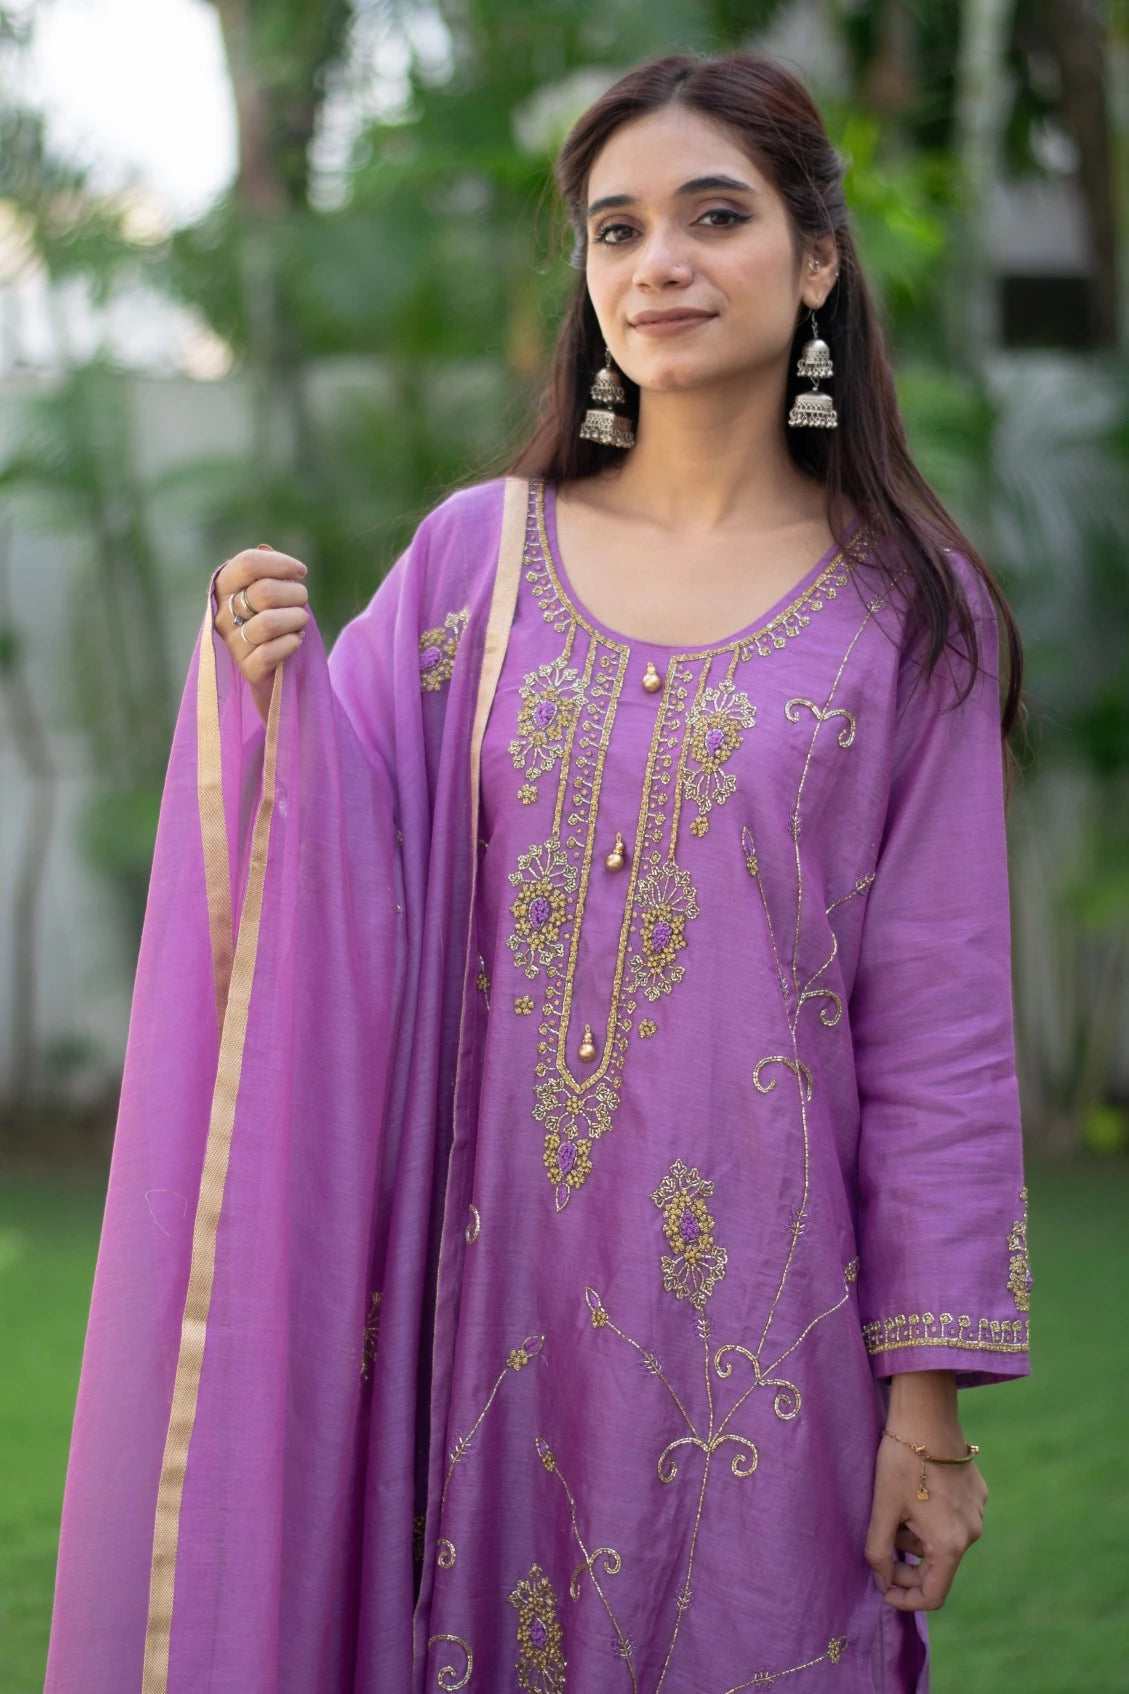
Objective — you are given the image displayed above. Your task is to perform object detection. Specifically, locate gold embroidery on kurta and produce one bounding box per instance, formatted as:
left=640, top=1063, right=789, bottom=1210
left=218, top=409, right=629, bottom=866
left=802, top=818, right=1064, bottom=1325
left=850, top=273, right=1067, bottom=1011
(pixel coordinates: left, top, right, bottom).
left=724, top=1634, right=850, bottom=1690
left=1007, top=1186, right=1031, bottom=1312
left=862, top=1310, right=1029, bottom=1355
left=507, top=1564, right=567, bottom=1694
left=535, top=1438, right=636, bottom=1689
left=426, top=1634, right=473, bottom=1690
left=510, top=654, right=585, bottom=804
left=682, top=682, right=757, bottom=834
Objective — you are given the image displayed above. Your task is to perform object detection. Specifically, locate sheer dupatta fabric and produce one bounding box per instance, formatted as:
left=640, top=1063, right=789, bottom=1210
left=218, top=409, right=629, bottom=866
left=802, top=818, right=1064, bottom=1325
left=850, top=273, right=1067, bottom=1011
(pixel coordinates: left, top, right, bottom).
left=46, top=478, right=525, bottom=1693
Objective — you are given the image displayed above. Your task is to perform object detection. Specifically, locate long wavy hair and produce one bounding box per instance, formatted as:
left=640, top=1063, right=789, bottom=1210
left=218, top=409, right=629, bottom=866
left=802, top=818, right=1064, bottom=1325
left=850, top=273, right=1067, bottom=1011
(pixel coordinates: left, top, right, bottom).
left=509, top=52, right=1022, bottom=739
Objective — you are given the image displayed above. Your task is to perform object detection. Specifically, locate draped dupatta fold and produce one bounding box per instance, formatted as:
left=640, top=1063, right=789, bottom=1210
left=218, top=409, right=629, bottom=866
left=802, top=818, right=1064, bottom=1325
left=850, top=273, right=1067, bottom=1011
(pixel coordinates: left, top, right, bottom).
left=46, top=478, right=526, bottom=1694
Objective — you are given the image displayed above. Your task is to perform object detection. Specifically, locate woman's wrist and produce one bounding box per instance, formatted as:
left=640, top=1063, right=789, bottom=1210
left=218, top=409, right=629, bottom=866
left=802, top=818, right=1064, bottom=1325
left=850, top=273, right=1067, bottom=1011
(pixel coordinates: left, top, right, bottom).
left=886, top=1369, right=964, bottom=1447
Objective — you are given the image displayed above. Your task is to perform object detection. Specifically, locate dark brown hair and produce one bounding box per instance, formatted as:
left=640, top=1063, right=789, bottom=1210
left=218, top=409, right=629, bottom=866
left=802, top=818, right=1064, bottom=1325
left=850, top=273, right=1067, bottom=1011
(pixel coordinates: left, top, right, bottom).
left=510, top=52, right=1022, bottom=739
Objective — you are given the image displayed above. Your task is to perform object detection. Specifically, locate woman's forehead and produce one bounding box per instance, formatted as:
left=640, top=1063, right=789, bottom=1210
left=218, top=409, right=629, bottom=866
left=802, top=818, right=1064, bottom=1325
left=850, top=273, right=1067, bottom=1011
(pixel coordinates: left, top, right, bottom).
left=585, top=107, right=770, bottom=205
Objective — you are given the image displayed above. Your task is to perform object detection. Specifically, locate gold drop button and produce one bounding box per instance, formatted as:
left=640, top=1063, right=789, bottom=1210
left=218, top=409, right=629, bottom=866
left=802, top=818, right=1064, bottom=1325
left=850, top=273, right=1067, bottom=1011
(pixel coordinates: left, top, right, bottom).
left=642, top=660, right=663, bottom=694
left=605, top=833, right=627, bottom=871
left=578, top=1025, right=598, bottom=1063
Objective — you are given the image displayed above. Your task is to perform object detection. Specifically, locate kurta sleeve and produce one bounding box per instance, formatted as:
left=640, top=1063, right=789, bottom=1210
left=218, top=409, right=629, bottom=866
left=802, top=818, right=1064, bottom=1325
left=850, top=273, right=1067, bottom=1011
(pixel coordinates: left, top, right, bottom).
left=851, top=563, right=1030, bottom=1388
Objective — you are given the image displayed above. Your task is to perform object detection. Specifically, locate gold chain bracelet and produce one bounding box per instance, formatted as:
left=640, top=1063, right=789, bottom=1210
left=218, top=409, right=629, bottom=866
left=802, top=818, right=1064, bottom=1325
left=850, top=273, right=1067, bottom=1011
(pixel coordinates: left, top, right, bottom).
left=882, top=1428, right=980, bottom=1501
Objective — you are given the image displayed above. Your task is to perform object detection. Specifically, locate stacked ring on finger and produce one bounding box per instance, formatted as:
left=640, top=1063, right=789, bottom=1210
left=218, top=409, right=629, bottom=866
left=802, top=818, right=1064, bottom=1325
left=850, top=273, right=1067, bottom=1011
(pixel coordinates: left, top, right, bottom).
left=228, top=586, right=258, bottom=627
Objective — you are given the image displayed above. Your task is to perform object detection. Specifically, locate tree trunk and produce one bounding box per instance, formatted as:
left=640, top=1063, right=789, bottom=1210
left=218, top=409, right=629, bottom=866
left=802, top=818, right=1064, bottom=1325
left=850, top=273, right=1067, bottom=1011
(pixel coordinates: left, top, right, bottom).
left=950, top=0, right=1015, bottom=368
left=1038, top=0, right=1120, bottom=349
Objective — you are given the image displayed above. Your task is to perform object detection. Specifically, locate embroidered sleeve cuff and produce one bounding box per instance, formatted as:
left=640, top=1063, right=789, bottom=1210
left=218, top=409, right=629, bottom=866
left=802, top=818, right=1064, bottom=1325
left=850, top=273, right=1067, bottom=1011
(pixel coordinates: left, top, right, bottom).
left=862, top=1310, right=1030, bottom=1387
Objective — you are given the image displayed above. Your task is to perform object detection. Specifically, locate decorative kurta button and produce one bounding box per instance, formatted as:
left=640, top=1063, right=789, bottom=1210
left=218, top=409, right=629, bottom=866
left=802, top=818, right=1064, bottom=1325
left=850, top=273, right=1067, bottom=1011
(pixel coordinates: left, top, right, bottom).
left=578, top=1025, right=598, bottom=1062
left=604, top=833, right=627, bottom=871
left=642, top=661, right=663, bottom=694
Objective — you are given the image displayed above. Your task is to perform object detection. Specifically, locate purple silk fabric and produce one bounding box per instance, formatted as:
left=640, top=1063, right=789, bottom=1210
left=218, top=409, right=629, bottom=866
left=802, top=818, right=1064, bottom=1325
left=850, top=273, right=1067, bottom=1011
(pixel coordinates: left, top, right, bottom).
left=46, top=478, right=1028, bottom=1694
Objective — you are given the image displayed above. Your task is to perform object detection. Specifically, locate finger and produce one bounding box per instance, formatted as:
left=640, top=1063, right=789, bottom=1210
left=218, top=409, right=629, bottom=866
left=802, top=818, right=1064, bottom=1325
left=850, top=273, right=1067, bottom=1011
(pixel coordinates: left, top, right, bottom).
left=864, top=1492, right=903, bottom=1596
left=888, top=1562, right=924, bottom=1590
left=241, top=630, right=305, bottom=681
left=215, top=546, right=307, bottom=600
left=883, top=1550, right=960, bottom=1612
left=242, top=577, right=309, bottom=614
left=894, top=1527, right=926, bottom=1557
left=235, top=607, right=309, bottom=648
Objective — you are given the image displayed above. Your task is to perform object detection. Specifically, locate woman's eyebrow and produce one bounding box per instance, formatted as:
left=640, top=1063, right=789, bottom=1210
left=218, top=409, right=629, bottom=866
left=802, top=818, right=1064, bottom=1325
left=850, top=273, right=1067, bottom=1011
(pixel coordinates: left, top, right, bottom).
left=586, top=174, right=758, bottom=220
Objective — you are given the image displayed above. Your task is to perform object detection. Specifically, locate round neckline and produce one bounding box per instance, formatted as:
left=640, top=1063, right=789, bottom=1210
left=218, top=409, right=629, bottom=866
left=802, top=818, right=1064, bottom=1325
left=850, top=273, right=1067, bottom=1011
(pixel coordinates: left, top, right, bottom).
left=542, top=479, right=864, bottom=656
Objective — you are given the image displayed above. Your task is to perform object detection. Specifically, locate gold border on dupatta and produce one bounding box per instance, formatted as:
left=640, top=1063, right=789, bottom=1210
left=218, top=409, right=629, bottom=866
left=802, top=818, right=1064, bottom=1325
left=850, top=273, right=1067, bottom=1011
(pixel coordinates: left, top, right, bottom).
left=141, top=619, right=284, bottom=1693
left=413, top=476, right=528, bottom=1681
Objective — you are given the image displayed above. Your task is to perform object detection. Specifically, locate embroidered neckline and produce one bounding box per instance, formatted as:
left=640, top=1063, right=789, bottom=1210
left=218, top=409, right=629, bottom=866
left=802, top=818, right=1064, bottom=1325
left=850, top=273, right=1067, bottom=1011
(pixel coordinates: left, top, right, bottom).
left=533, top=478, right=870, bottom=662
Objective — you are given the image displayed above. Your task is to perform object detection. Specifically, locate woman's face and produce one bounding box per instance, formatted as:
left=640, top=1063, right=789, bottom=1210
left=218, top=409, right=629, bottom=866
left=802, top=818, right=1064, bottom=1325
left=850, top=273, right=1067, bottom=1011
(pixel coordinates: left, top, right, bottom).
left=582, top=104, right=836, bottom=397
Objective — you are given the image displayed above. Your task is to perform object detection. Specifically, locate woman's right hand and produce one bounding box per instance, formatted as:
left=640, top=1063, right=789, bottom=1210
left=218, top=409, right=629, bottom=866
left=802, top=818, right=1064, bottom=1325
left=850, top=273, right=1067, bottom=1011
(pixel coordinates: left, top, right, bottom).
left=214, top=544, right=310, bottom=724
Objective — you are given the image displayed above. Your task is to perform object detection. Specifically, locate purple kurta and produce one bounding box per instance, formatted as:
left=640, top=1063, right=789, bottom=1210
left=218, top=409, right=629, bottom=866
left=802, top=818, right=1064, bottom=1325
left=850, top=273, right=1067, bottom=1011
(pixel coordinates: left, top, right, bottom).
left=47, top=475, right=1029, bottom=1694
left=408, top=481, right=1028, bottom=1694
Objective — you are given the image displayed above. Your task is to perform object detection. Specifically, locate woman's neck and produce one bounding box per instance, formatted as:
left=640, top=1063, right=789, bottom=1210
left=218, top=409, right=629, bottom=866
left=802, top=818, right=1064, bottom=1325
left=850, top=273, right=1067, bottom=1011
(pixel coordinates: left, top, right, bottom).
left=602, top=376, right=823, bottom=534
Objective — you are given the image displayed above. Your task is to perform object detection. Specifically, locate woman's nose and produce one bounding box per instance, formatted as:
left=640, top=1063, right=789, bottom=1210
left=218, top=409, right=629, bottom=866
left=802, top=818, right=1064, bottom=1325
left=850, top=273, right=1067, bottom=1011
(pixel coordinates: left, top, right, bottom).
left=632, top=229, right=693, bottom=289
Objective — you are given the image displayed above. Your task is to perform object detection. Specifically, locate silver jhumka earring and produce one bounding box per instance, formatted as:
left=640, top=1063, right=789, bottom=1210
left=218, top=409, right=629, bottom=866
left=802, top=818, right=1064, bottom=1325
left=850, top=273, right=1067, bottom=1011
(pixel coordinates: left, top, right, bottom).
left=788, top=312, right=838, bottom=430
left=579, top=346, right=635, bottom=449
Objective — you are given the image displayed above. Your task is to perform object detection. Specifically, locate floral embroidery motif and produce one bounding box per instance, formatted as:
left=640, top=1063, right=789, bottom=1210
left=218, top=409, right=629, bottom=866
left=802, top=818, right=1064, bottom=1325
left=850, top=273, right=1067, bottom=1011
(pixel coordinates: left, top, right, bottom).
left=651, top=1160, right=729, bottom=1309
left=507, top=840, right=578, bottom=979
left=510, top=656, right=585, bottom=803
left=682, top=682, right=757, bottom=834
left=418, top=608, right=468, bottom=692
left=1006, top=1186, right=1031, bottom=1313
left=508, top=1563, right=567, bottom=1694
left=508, top=1334, right=544, bottom=1372
left=535, top=1077, right=616, bottom=1208
left=638, top=1019, right=657, bottom=1039
left=514, top=995, right=535, bottom=1015
left=628, top=859, right=700, bottom=1001
left=843, top=1257, right=859, bottom=1285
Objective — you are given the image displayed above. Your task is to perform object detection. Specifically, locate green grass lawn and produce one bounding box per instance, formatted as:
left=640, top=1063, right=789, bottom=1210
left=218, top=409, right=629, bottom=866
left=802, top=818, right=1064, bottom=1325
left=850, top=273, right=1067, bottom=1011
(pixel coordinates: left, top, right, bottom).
left=1, top=1159, right=1126, bottom=1691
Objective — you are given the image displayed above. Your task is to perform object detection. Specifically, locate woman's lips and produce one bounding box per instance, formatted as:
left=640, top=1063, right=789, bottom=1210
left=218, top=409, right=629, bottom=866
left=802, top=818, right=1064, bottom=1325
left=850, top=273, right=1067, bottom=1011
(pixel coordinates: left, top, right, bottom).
left=629, top=312, right=716, bottom=337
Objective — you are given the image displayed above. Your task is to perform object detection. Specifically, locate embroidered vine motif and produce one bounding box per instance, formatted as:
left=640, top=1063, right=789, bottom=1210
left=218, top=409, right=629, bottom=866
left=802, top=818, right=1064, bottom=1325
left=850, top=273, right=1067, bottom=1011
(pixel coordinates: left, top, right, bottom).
left=507, top=839, right=578, bottom=978
left=861, top=1311, right=1029, bottom=1355
left=1006, top=1186, right=1031, bottom=1313
left=508, top=1564, right=567, bottom=1694
left=418, top=608, right=468, bottom=692
left=724, top=1635, right=849, bottom=1691
left=784, top=697, right=857, bottom=747
left=510, top=656, right=585, bottom=804
left=535, top=1438, right=636, bottom=1689
left=437, top=1332, right=546, bottom=1570
left=682, top=683, right=757, bottom=835
left=360, top=1290, right=382, bottom=1381
left=628, top=859, right=700, bottom=1001
left=651, top=1160, right=728, bottom=1310
left=427, top=1634, right=473, bottom=1691
left=464, top=1204, right=481, bottom=1244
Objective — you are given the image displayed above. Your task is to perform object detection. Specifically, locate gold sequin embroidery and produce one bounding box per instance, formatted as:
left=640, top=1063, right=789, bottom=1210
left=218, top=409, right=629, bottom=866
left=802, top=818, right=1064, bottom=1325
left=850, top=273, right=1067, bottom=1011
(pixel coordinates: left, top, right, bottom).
left=510, top=655, right=585, bottom=805
left=682, top=682, right=757, bottom=834
left=862, top=1310, right=1029, bottom=1356
left=1007, top=1186, right=1031, bottom=1313
left=419, top=608, right=468, bottom=692
left=507, top=839, right=577, bottom=979
left=507, top=1563, right=567, bottom=1694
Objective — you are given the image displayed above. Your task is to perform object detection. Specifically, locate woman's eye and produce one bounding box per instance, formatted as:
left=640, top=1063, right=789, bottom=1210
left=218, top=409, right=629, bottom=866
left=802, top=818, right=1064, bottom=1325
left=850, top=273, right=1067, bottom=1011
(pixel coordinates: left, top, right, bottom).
left=697, top=208, right=750, bottom=229
left=594, top=222, right=637, bottom=246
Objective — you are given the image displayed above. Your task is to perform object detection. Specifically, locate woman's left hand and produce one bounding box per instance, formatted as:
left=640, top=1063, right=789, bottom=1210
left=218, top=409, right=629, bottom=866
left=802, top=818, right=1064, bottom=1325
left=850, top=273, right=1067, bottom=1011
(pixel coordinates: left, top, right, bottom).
left=864, top=1424, right=988, bottom=1611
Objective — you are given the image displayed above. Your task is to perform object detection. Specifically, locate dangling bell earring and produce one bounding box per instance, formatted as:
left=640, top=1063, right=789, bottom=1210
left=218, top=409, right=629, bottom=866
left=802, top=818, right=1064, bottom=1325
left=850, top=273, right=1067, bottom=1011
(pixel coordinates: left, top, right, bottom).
left=788, top=312, right=838, bottom=430
left=579, top=346, right=635, bottom=449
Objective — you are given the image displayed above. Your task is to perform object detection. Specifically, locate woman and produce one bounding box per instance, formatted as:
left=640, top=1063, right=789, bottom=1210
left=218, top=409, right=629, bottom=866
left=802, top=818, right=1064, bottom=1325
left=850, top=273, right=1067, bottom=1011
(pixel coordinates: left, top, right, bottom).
left=48, top=52, right=1029, bottom=1694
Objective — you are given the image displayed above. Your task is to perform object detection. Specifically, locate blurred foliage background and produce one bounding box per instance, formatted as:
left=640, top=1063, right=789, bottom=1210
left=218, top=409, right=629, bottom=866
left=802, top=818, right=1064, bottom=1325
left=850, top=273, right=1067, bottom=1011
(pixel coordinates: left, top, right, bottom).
left=0, top=0, right=1127, bottom=1685
left=0, top=0, right=1127, bottom=1146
